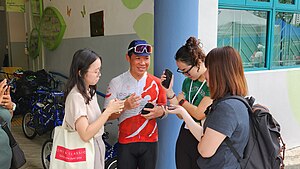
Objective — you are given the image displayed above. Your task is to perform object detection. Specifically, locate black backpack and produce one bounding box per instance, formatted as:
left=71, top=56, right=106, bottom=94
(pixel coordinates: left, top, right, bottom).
left=206, top=95, right=286, bottom=169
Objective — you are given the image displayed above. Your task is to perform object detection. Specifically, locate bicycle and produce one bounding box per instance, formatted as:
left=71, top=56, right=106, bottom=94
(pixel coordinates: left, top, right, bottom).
left=22, top=87, right=64, bottom=139
left=103, top=129, right=118, bottom=169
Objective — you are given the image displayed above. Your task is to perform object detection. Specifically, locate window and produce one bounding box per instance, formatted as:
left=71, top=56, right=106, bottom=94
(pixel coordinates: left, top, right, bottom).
left=218, top=0, right=300, bottom=70
left=272, top=12, right=300, bottom=67
left=217, top=9, right=268, bottom=68
left=279, top=0, right=295, bottom=4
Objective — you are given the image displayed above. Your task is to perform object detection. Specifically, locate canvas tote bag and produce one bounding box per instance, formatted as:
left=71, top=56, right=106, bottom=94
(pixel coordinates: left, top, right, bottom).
left=49, top=120, right=95, bottom=169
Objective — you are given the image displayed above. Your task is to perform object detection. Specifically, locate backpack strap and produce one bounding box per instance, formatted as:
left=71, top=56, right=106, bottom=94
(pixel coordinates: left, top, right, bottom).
left=0, top=116, right=4, bottom=124
left=224, top=137, right=242, bottom=161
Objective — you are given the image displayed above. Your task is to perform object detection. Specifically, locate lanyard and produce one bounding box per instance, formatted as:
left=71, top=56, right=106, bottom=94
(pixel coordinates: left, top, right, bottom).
left=188, top=80, right=206, bottom=104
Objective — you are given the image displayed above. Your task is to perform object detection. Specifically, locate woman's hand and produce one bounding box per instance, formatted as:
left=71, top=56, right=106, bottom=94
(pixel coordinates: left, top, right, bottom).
left=0, top=79, right=8, bottom=104
left=160, top=71, right=175, bottom=97
left=162, top=104, right=186, bottom=115
left=1, top=86, right=14, bottom=110
left=105, top=99, right=125, bottom=115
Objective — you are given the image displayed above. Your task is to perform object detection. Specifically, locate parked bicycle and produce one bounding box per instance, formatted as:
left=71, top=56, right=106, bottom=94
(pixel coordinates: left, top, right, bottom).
left=22, top=87, right=64, bottom=139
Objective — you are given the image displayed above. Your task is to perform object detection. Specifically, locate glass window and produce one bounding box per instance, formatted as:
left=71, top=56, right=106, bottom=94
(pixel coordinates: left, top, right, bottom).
left=217, top=9, right=268, bottom=68
left=278, top=0, right=295, bottom=4
left=272, top=12, right=300, bottom=67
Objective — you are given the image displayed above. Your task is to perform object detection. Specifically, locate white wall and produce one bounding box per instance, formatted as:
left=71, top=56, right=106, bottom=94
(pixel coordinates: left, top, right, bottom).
left=7, top=12, right=26, bottom=42
left=6, top=12, right=28, bottom=69
left=246, top=69, right=300, bottom=148
left=43, top=0, right=154, bottom=38
left=198, top=0, right=218, bottom=54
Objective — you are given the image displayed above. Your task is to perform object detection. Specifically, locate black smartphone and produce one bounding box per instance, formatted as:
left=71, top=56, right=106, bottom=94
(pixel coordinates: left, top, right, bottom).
left=5, top=78, right=15, bottom=87
left=141, top=103, right=154, bottom=115
left=162, top=69, right=173, bottom=89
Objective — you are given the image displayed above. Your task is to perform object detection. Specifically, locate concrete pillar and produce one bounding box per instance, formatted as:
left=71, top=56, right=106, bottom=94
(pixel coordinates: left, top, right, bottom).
left=154, top=0, right=199, bottom=168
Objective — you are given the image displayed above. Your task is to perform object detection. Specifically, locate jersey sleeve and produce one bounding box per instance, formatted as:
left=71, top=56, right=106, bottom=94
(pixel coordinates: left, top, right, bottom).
left=103, top=79, right=118, bottom=109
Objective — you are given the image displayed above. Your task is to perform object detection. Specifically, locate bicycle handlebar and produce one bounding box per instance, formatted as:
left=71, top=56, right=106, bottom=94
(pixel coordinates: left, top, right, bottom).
left=48, top=71, right=107, bottom=98
left=48, top=71, right=69, bottom=79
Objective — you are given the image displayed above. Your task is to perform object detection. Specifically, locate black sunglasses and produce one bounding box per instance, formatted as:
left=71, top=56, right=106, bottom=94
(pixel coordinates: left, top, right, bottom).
left=177, top=65, right=194, bottom=75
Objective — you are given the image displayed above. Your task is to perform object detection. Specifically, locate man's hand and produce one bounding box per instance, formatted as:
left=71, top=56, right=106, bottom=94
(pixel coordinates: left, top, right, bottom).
left=142, top=105, right=165, bottom=119
left=124, top=93, right=141, bottom=111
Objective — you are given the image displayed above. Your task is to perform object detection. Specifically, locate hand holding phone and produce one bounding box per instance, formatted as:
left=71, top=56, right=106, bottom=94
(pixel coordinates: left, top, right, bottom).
left=163, top=105, right=176, bottom=110
left=6, top=78, right=14, bottom=87
left=162, top=69, right=173, bottom=89
left=141, top=103, right=154, bottom=115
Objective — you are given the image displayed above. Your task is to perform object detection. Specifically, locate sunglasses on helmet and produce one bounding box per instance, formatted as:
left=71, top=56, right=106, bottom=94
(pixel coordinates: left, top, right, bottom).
left=128, top=44, right=152, bottom=54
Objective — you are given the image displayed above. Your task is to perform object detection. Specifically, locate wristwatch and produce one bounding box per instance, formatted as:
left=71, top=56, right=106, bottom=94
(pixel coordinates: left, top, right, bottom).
left=179, top=99, right=186, bottom=106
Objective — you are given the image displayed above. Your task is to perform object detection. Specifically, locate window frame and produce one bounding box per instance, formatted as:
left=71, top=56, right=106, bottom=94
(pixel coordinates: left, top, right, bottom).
left=218, top=0, right=300, bottom=71
left=275, top=0, right=298, bottom=10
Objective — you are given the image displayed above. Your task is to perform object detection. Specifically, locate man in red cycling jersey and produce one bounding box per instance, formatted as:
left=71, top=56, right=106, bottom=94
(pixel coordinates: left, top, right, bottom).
left=104, top=40, right=167, bottom=169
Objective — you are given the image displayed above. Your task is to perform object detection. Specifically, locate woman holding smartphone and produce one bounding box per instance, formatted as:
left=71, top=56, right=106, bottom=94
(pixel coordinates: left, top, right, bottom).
left=0, top=79, right=16, bottom=169
left=161, top=37, right=212, bottom=169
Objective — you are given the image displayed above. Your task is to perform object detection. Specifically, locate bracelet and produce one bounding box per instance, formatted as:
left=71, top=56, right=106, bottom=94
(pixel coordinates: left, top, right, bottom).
left=167, top=93, right=176, bottom=100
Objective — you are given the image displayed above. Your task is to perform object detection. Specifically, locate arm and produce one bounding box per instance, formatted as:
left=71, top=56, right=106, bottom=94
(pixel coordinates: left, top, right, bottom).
left=198, top=127, right=226, bottom=158
left=165, top=105, right=226, bottom=158
left=165, top=105, right=203, bottom=141
left=142, top=77, right=167, bottom=119
left=108, top=93, right=141, bottom=120
left=0, top=80, right=13, bottom=116
left=198, top=102, right=236, bottom=158
left=75, top=99, right=124, bottom=142
left=181, top=96, right=212, bottom=120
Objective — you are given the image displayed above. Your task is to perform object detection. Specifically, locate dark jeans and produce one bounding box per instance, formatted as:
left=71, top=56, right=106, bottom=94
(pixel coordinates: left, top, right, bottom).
left=117, top=142, right=158, bottom=169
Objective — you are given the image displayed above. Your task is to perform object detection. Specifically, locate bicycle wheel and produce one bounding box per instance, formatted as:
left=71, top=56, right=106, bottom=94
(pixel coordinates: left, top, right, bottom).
left=22, top=112, right=37, bottom=139
left=41, top=139, right=53, bottom=169
left=105, top=157, right=117, bottom=169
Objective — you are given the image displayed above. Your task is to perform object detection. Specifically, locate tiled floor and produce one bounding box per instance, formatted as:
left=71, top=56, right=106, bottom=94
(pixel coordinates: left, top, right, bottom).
left=10, top=115, right=300, bottom=169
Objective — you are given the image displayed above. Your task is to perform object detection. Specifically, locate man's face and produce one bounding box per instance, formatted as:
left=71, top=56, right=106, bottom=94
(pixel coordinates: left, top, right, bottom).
left=127, top=53, right=150, bottom=78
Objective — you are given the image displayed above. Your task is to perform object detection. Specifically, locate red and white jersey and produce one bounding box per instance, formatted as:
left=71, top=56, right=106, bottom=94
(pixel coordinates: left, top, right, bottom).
left=104, top=71, right=166, bottom=144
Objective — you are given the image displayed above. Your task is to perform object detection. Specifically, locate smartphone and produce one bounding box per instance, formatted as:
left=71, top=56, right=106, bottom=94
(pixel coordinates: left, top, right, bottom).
left=141, top=103, right=154, bottom=115
left=5, top=78, right=15, bottom=87
left=162, top=69, right=173, bottom=89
